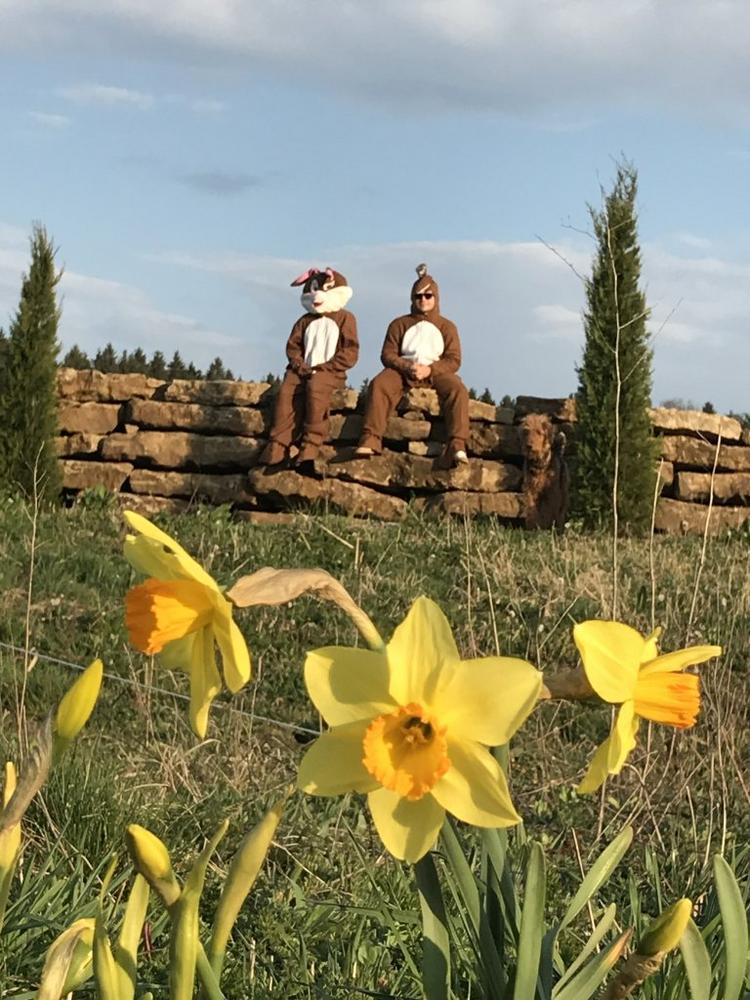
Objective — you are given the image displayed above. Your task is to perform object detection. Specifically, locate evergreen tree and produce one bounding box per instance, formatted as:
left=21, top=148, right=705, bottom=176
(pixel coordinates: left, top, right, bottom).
left=479, top=387, right=496, bottom=405
left=149, top=351, right=167, bottom=379
left=702, top=401, right=716, bottom=414
left=0, top=225, right=62, bottom=500
left=468, top=386, right=478, bottom=400
left=168, top=351, right=188, bottom=379
left=94, top=343, right=118, bottom=373
left=500, top=394, right=514, bottom=408
left=62, top=344, right=91, bottom=369
left=129, top=348, right=149, bottom=374
left=573, top=161, right=657, bottom=531
left=206, top=356, right=227, bottom=380
left=185, top=362, right=202, bottom=379
left=263, top=371, right=282, bottom=389
left=224, top=367, right=235, bottom=380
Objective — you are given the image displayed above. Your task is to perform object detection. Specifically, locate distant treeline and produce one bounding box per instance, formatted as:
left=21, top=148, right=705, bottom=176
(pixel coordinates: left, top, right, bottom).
left=61, top=343, right=236, bottom=381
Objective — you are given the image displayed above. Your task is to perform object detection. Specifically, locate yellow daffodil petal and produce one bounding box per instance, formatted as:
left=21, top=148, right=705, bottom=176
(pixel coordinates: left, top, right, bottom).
left=578, top=702, right=640, bottom=793
left=297, top=721, right=379, bottom=795
left=634, top=672, right=700, bottom=728
left=2, top=761, right=17, bottom=809
left=123, top=510, right=219, bottom=590
left=638, top=644, right=722, bottom=678
left=189, top=628, right=221, bottom=739
left=0, top=763, right=21, bottom=869
left=607, top=701, right=639, bottom=774
left=386, top=597, right=460, bottom=706
left=367, top=787, right=444, bottom=863
left=211, top=600, right=251, bottom=693
left=55, top=659, right=103, bottom=742
left=304, top=646, right=395, bottom=725
left=159, top=634, right=196, bottom=672
left=573, top=620, right=645, bottom=702
left=642, top=627, right=662, bottom=664
left=124, top=534, right=183, bottom=582
left=577, top=736, right=612, bottom=794
left=433, top=656, right=542, bottom=746
left=432, top=739, right=521, bottom=827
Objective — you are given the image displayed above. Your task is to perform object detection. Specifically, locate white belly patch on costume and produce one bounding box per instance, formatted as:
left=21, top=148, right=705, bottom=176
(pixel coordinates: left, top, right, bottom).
left=400, top=321, right=444, bottom=366
left=304, top=316, right=340, bottom=367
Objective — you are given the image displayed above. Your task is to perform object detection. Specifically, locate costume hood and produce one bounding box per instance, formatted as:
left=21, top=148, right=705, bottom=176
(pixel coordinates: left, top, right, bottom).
left=291, top=266, right=353, bottom=315
left=410, top=263, right=441, bottom=316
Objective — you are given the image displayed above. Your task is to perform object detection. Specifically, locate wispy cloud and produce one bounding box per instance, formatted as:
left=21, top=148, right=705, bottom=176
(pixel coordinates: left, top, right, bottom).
left=176, top=170, right=262, bottom=196
left=58, top=83, right=155, bottom=109
left=28, top=110, right=70, bottom=128
left=189, top=98, right=225, bottom=114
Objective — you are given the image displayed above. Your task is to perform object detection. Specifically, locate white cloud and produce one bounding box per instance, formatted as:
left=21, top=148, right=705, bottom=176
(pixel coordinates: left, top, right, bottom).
left=6, top=2, right=750, bottom=122
left=58, top=83, right=154, bottom=109
left=28, top=111, right=71, bottom=128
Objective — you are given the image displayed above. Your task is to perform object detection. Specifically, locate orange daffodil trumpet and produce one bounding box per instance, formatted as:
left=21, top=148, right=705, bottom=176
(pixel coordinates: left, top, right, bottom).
left=574, top=620, right=721, bottom=793
left=123, top=511, right=251, bottom=738
left=297, top=597, right=543, bottom=863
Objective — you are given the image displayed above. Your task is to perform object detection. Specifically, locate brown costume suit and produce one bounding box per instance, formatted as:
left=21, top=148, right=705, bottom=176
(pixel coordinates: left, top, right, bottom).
left=260, top=268, right=359, bottom=466
left=358, top=266, right=469, bottom=466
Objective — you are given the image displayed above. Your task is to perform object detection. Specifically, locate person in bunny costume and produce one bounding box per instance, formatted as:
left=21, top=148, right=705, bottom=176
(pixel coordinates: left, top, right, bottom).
left=259, top=267, right=359, bottom=473
left=355, top=263, right=470, bottom=468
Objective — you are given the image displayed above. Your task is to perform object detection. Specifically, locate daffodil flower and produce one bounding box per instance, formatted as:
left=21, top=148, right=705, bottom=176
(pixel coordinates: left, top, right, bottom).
left=574, top=620, right=721, bottom=793
left=297, top=596, right=543, bottom=863
left=123, top=511, right=251, bottom=738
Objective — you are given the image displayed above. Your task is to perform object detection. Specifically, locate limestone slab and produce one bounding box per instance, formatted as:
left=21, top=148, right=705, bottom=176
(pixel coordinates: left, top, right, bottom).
left=58, top=401, right=122, bottom=435
left=62, top=460, right=132, bottom=491
left=516, top=396, right=577, bottom=422
left=248, top=469, right=406, bottom=520
left=659, top=436, right=750, bottom=472
left=127, top=398, right=267, bottom=436
left=101, top=431, right=262, bottom=469
left=655, top=497, right=750, bottom=535
left=650, top=407, right=742, bottom=441
left=117, top=494, right=188, bottom=516
left=675, top=471, right=750, bottom=504
left=57, top=368, right=164, bottom=401
left=163, top=379, right=272, bottom=407
left=415, top=491, right=523, bottom=518
left=55, top=432, right=103, bottom=457
left=129, top=468, right=256, bottom=504
left=323, top=452, right=522, bottom=493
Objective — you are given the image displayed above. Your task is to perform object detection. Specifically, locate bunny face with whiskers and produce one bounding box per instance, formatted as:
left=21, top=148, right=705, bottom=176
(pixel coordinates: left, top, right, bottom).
left=291, top=267, right=353, bottom=315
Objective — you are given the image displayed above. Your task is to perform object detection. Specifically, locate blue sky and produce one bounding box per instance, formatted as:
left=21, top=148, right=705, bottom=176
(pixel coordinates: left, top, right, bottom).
left=2, top=1, right=749, bottom=410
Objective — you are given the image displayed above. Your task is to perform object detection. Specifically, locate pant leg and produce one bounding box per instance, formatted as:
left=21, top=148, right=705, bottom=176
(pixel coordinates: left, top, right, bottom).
left=297, top=370, right=345, bottom=460
left=267, top=369, right=306, bottom=448
left=359, top=368, right=406, bottom=450
left=432, top=372, right=470, bottom=451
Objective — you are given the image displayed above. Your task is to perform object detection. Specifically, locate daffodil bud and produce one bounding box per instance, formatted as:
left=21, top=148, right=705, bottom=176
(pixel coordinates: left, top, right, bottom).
left=55, top=659, right=103, bottom=747
left=125, top=825, right=180, bottom=907
left=639, top=898, right=693, bottom=956
left=37, top=917, right=95, bottom=999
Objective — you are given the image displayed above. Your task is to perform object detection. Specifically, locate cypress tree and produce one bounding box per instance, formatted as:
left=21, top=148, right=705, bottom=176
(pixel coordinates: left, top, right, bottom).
left=573, top=161, right=658, bottom=532
left=0, top=225, right=62, bottom=500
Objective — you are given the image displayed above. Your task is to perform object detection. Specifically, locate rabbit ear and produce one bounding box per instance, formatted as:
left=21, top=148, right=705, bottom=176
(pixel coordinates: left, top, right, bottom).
left=290, top=267, right=317, bottom=287
left=416, top=263, right=428, bottom=278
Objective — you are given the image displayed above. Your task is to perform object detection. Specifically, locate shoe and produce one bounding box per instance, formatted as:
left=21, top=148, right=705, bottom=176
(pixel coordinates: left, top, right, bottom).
left=295, top=459, right=321, bottom=479
left=454, top=450, right=469, bottom=465
left=354, top=446, right=375, bottom=457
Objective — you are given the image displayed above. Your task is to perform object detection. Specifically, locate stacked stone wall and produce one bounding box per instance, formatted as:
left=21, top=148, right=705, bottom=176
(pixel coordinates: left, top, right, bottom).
left=55, top=368, right=749, bottom=532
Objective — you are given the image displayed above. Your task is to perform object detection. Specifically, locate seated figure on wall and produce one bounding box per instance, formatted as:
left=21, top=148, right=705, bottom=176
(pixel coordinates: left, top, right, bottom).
left=259, top=267, right=359, bottom=476
left=355, top=264, right=470, bottom=469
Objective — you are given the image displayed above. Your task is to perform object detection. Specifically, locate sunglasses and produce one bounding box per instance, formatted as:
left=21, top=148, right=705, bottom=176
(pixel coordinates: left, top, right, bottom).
left=415, top=292, right=434, bottom=300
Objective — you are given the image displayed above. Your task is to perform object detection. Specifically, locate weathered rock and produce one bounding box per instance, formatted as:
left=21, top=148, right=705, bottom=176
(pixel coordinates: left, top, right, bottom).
left=163, top=379, right=272, bottom=407
left=58, top=401, right=122, bottom=435
left=659, top=436, right=750, bottom=472
left=57, top=368, right=164, bottom=401
left=429, top=422, right=523, bottom=458
left=743, top=428, right=750, bottom=446
left=516, top=396, right=576, bottom=422
left=649, top=407, right=742, bottom=442
left=101, top=431, right=262, bottom=469
left=656, top=460, right=674, bottom=490
left=323, top=452, right=522, bottom=493
left=55, top=432, right=103, bottom=457
left=328, top=414, right=364, bottom=441
left=233, top=510, right=298, bottom=525
left=675, top=471, right=750, bottom=504
left=129, top=469, right=256, bottom=504
left=398, top=388, right=514, bottom=424
left=407, top=441, right=442, bottom=457
left=399, top=387, right=440, bottom=416
left=116, top=494, right=188, bottom=516
left=328, top=414, right=432, bottom=443
left=127, top=398, right=267, bottom=436
left=61, top=460, right=132, bottom=491
left=655, top=497, right=750, bottom=535
left=467, top=399, right=499, bottom=422
left=414, top=491, right=523, bottom=519
left=330, top=387, right=360, bottom=411
left=248, top=469, right=406, bottom=520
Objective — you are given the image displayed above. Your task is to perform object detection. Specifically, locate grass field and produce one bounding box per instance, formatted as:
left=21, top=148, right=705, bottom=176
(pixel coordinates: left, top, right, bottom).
left=0, top=498, right=748, bottom=997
